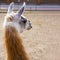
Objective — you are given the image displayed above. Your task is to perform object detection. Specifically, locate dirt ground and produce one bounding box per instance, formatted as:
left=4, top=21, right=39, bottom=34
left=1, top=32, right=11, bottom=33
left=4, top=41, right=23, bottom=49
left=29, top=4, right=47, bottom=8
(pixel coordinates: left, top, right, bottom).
left=0, top=11, right=60, bottom=60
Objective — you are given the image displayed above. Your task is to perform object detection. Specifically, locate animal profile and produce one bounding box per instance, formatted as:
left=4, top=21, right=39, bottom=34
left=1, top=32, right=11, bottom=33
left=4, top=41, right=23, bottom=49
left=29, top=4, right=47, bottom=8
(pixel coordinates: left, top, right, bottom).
left=3, top=2, right=32, bottom=60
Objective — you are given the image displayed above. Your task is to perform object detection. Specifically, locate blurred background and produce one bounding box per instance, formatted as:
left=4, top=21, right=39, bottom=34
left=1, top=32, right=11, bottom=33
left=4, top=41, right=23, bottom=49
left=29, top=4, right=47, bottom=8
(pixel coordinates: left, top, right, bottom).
left=0, top=0, right=60, bottom=11
left=0, top=0, right=60, bottom=5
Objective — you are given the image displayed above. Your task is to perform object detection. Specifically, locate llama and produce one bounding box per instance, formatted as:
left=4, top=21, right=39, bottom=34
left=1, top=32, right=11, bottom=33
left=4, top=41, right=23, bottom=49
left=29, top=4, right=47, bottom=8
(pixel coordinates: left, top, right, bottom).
left=3, top=2, right=32, bottom=60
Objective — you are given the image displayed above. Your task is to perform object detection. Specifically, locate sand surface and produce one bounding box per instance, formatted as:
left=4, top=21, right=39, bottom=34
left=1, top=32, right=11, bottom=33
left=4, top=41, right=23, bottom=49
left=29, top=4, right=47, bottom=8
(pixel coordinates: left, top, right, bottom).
left=0, top=11, right=60, bottom=60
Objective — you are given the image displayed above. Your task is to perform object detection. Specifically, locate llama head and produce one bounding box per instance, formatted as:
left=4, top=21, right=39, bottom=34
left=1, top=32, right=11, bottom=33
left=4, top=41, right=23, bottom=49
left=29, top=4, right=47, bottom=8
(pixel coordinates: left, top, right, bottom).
left=4, top=2, right=32, bottom=33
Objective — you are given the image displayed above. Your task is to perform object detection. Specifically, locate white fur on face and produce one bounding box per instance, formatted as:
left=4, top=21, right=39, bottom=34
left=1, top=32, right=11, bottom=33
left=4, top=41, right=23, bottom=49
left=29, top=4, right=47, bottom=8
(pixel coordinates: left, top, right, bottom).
left=3, top=2, right=32, bottom=33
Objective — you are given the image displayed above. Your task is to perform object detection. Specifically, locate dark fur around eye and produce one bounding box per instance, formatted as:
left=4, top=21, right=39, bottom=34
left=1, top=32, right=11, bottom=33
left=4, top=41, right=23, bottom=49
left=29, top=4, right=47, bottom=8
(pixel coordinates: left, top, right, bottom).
left=21, top=16, right=27, bottom=23
left=22, top=20, right=27, bottom=23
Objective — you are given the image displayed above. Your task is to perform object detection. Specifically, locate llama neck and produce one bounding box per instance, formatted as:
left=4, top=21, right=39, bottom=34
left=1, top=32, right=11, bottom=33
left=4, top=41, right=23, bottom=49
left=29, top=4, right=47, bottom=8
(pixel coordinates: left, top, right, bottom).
left=4, top=26, right=29, bottom=60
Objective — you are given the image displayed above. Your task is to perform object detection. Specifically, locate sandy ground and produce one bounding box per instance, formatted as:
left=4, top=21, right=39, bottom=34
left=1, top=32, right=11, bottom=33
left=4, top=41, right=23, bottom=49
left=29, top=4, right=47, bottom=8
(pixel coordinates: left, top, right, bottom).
left=0, top=11, right=60, bottom=60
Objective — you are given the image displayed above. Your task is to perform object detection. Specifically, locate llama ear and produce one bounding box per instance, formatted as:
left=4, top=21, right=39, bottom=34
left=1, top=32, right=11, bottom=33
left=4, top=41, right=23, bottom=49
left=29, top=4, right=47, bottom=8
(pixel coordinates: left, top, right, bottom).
left=7, top=2, right=14, bottom=14
left=16, top=2, right=26, bottom=17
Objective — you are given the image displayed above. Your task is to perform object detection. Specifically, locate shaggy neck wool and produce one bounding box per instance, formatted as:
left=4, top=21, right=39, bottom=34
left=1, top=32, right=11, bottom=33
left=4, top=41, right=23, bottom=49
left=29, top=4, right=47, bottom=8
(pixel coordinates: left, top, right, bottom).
left=3, top=26, right=29, bottom=60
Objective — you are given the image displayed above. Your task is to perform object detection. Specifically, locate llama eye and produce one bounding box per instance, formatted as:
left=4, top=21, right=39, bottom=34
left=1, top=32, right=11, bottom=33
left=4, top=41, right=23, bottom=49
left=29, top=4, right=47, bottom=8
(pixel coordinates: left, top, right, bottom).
left=22, top=20, right=27, bottom=23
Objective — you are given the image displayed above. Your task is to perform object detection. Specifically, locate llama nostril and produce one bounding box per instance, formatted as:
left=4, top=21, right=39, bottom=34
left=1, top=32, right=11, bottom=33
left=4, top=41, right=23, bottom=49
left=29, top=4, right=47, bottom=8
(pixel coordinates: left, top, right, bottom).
left=31, top=26, right=32, bottom=28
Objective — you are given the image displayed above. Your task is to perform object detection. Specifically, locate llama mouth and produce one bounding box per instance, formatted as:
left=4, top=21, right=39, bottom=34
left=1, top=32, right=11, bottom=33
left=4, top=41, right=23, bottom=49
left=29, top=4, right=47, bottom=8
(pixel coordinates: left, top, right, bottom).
left=27, top=26, right=32, bottom=30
